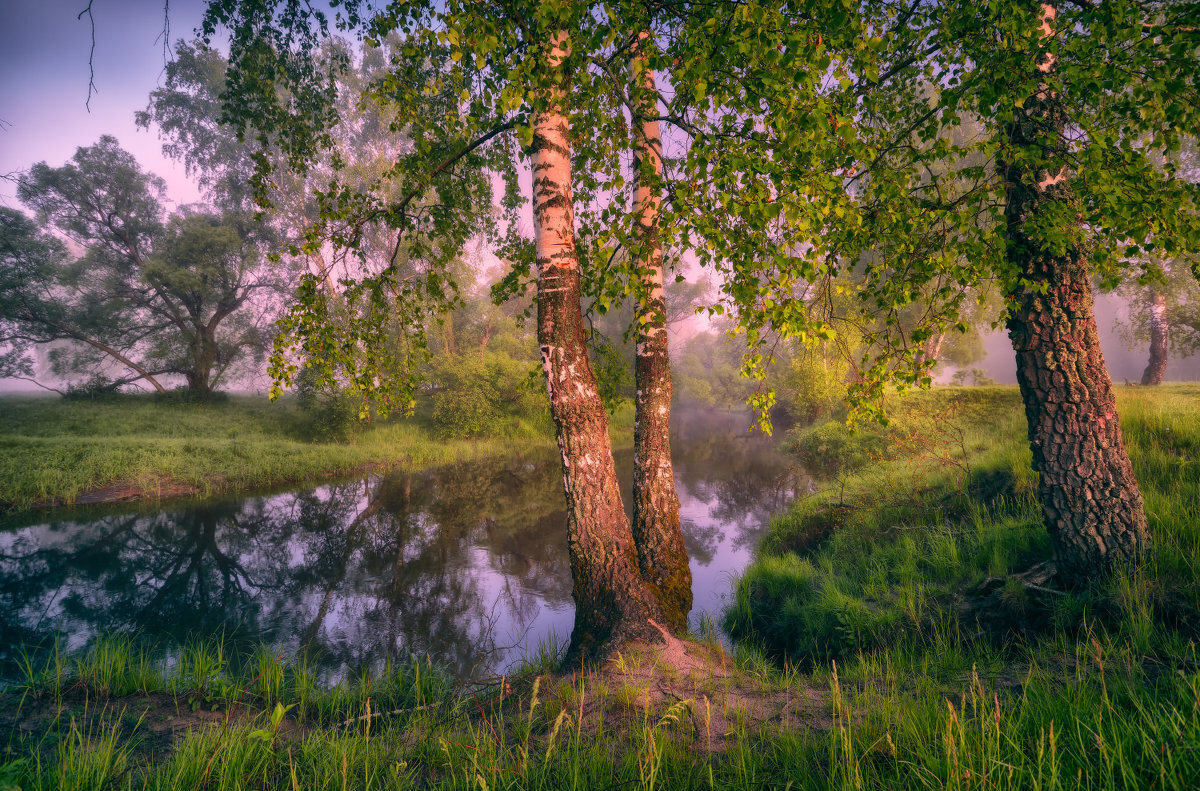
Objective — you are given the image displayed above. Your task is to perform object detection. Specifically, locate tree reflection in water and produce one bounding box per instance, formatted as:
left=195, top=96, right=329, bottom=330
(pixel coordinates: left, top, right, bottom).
left=0, top=425, right=805, bottom=680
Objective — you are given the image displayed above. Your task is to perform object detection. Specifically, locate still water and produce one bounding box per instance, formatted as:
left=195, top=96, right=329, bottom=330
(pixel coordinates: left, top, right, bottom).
left=0, top=412, right=805, bottom=680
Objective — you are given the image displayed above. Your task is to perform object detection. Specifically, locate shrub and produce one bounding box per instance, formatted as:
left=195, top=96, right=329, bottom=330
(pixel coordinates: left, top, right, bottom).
left=431, top=381, right=501, bottom=439
left=294, top=367, right=362, bottom=443
left=62, top=375, right=126, bottom=401
left=785, top=419, right=888, bottom=476
left=428, top=352, right=545, bottom=439
left=153, top=387, right=231, bottom=405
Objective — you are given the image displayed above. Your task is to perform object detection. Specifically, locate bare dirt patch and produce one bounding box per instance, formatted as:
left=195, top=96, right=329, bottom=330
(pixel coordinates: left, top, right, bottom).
left=513, top=624, right=832, bottom=754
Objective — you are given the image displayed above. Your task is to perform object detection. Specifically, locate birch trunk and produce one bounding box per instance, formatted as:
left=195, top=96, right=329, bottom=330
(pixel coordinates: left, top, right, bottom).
left=531, top=32, right=665, bottom=663
left=1140, top=290, right=1168, bottom=386
left=630, top=39, right=692, bottom=632
left=1003, top=1, right=1150, bottom=585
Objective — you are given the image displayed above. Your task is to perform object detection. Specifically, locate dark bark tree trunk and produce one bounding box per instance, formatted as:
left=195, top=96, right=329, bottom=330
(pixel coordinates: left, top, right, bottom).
left=1003, top=1, right=1150, bottom=585
left=629, top=38, right=692, bottom=632
left=531, top=32, right=665, bottom=664
left=1141, top=289, right=1168, bottom=386
left=187, top=328, right=219, bottom=392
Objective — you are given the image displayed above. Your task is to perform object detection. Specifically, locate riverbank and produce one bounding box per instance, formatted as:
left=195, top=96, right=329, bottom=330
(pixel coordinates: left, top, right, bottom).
left=2, top=631, right=825, bottom=791
left=729, top=384, right=1200, bottom=659
left=4, top=617, right=1199, bottom=789
left=0, top=394, right=564, bottom=513
left=722, top=383, right=1200, bottom=787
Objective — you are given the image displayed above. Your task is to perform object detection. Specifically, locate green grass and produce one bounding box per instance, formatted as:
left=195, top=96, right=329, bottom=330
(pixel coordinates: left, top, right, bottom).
left=4, top=385, right=1200, bottom=789
left=5, top=627, right=1200, bottom=789
left=728, top=385, right=1200, bottom=664
left=0, top=394, right=564, bottom=511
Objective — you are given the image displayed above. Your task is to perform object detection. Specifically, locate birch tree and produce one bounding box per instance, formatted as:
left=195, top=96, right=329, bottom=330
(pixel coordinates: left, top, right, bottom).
left=625, top=29, right=691, bottom=631
left=200, top=0, right=676, bottom=661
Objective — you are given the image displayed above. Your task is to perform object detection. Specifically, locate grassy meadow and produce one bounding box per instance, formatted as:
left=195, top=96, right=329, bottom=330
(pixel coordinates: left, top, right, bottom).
left=2, top=384, right=1200, bottom=789
left=0, top=393, right=560, bottom=512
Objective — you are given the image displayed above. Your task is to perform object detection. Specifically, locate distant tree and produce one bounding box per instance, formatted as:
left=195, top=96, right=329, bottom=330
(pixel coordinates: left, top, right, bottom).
left=0, top=207, right=166, bottom=392
left=139, top=210, right=284, bottom=391
left=136, top=40, right=260, bottom=212
left=1113, top=258, right=1200, bottom=385
left=673, top=324, right=765, bottom=411
left=1110, top=140, right=1200, bottom=386
left=142, top=36, right=503, bottom=412
left=14, top=137, right=288, bottom=393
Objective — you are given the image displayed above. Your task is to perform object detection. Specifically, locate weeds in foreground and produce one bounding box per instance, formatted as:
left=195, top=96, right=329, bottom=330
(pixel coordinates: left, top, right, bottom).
left=3, top=627, right=1200, bottom=789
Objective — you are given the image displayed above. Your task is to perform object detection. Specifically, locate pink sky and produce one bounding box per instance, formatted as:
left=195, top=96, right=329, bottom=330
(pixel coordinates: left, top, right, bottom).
left=0, top=0, right=209, bottom=210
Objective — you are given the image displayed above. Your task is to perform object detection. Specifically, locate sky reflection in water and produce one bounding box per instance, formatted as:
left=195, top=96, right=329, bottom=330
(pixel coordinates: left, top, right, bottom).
left=0, top=412, right=806, bottom=681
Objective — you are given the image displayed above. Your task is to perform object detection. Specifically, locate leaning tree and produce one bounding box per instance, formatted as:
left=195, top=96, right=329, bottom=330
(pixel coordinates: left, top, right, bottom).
left=665, top=0, right=1200, bottom=584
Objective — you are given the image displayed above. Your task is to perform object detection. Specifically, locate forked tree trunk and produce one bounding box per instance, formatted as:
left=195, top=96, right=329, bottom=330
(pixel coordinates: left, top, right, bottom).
left=629, top=37, right=692, bottom=632
left=531, top=32, right=665, bottom=663
left=1003, top=1, right=1150, bottom=585
left=1141, top=290, right=1168, bottom=386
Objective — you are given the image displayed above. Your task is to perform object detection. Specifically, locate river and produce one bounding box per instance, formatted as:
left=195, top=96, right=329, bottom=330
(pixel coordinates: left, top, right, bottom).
left=0, top=411, right=805, bottom=681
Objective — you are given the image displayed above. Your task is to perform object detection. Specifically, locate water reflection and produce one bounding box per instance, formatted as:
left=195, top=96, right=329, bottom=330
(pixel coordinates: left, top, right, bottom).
left=0, top=419, right=805, bottom=680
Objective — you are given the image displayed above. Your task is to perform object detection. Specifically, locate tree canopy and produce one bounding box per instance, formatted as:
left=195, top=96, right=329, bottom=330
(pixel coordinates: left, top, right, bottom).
left=9, top=136, right=289, bottom=393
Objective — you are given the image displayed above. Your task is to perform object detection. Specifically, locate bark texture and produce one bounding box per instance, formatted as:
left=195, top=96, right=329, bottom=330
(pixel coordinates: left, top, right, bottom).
left=531, top=34, right=665, bottom=664
left=1140, top=290, right=1168, bottom=386
left=186, top=326, right=221, bottom=393
left=630, top=41, right=692, bottom=632
left=1002, top=2, right=1150, bottom=585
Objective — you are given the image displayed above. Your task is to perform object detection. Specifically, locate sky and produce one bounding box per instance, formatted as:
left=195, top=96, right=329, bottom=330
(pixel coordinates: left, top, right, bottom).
left=0, top=0, right=209, bottom=210
left=0, top=0, right=1196, bottom=392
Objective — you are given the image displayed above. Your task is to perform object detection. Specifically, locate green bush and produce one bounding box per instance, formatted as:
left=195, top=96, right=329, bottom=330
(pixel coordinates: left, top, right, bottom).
left=294, top=367, right=362, bottom=443
left=777, top=352, right=852, bottom=427
left=152, top=387, right=231, bottom=405
left=784, top=419, right=888, bottom=476
left=62, top=375, right=127, bottom=401
left=431, top=381, right=501, bottom=439
left=428, top=352, right=545, bottom=439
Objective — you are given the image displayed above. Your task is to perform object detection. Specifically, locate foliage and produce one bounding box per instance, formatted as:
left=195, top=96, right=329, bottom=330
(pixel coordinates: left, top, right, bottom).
left=429, top=352, right=546, bottom=440
left=0, top=208, right=71, bottom=382
left=295, top=365, right=363, bottom=442
left=196, top=2, right=524, bottom=416
left=61, top=376, right=127, bottom=402
left=660, top=1, right=1200, bottom=421
left=137, top=40, right=261, bottom=212
left=672, top=327, right=763, bottom=411
left=1107, top=138, right=1200, bottom=367
left=785, top=419, right=888, bottom=479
